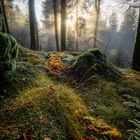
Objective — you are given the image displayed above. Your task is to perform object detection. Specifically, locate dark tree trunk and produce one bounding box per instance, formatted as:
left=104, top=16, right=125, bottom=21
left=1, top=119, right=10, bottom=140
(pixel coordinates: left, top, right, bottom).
left=53, top=0, right=59, bottom=51
left=93, top=0, right=101, bottom=48
left=76, top=0, right=79, bottom=51
left=0, top=0, right=9, bottom=33
left=61, top=0, right=66, bottom=51
left=132, top=9, right=140, bottom=71
left=28, top=0, right=39, bottom=50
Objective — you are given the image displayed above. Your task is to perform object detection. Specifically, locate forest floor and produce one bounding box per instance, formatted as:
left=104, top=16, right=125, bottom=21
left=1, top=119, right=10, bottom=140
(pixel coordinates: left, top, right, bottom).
left=0, top=46, right=140, bottom=140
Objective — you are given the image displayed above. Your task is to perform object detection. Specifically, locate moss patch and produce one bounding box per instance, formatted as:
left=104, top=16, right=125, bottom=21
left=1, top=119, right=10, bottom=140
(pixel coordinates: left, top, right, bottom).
left=69, top=48, right=122, bottom=81
left=1, top=46, right=140, bottom=140
left=0, top=33, right=18, bottom=71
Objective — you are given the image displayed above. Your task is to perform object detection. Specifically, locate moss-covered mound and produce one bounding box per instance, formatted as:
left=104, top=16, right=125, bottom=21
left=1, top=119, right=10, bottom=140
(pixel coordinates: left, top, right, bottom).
left=0, top=33, right=18, bottom=71
left=0, top=47, right=123, bottom=140
left=1, top=46, right=140, bottom=140
left=69, top=48, right=122, bottom=81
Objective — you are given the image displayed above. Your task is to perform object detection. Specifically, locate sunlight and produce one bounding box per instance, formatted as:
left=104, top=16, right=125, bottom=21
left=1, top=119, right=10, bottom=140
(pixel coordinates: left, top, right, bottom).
left=101, top=0, right=124, bottom=31
left=66, top=18, right=76, bottom=29
left=13, top=0, right=126, bottom=31
left=35, top=0, right=44, bottom=28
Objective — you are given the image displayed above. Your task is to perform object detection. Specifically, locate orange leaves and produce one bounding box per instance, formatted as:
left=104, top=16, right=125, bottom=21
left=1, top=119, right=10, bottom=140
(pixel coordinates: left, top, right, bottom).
left=44, top=137, right=51, bottom=140
left=48, top=60, right=67, bottom=70
left=88, top=136, right=96, bottom=140
left=48, top=52, right=69, bottom=76
left=82, top=117, right=122, bottom=140
left=50, top=52, right=64, bottom=57
left=86, top=124, right=98, bottom=132
left=108, top=128, right=122, bottom=140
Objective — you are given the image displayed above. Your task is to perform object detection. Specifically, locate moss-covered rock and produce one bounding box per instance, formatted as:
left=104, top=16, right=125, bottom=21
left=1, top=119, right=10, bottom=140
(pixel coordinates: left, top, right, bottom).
left=0, top=33, right=18, bottom=71
left=69, top=48, right=122, bottom=81
left=62, top=53, right=76, bottom=65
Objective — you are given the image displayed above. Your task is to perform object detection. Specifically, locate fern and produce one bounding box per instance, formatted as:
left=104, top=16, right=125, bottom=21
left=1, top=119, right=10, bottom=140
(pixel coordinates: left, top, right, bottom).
left=123, top=95, right=140, bottom=140
left=128, top=119, right=140, bottom=140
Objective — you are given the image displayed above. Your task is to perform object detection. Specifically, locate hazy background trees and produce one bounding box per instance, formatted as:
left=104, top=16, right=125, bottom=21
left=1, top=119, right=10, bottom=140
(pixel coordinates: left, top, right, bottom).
left=4, top=0, right=139, bottom=68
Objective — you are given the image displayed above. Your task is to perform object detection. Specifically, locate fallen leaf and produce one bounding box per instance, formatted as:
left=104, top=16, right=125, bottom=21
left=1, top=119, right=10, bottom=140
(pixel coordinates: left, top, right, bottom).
left=44, top=137, right=51, bottom=140
left=50, top=85, right=55, bottom=91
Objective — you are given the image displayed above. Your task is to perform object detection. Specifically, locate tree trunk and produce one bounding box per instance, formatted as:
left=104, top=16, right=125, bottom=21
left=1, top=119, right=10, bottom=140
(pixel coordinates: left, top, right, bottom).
left=61, top=0, right=66, bottom=51
left=28, top=0, right=39, bottom=50
left=76, top=0, right=79, bottom=51
left=53, top=0, right=59, bottom=51
left=93, top=0, right=100, bottom=48
left=0, top=0, right=9, bottom=33
left=132, top=9, right=140, bottom=71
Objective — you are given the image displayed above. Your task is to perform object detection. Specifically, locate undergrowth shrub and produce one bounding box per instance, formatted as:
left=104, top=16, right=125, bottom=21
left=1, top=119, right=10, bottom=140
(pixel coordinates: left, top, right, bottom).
left=123, top=95, right=140, bottom=140
left=0, top=33, right=18, bottom=71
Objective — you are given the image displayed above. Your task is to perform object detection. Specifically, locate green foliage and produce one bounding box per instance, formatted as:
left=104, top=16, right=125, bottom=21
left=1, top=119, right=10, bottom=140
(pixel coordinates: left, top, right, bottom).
left=71, top=48, right=106, bottom=74
left=62, top=53, right=76, bottom=65
left=128, top=119, right=140, bottom=140
left=123, top=95, right=140, bottom=140
left=0, top=46, right=123, bottom=139
left=0, top=33, right=18, bottom=71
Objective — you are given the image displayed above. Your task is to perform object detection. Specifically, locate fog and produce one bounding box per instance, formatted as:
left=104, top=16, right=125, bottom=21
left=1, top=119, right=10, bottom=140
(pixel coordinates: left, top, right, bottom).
left=6, top=0, right=139, bottom=67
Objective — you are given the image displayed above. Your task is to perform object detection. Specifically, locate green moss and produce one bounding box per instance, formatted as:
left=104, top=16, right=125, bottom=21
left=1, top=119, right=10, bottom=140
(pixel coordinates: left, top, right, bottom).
left=62, top=53, right=76, bottom=65
left=69, top=48, right=121, bottom=81
left=1, top=46, right=140, bottom=140
left=0, top=33, right=18, bottom=71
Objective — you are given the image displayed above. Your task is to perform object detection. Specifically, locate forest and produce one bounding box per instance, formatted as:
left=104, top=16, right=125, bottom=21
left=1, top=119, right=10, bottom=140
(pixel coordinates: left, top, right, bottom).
left=0, top=0, right=140, bottom=140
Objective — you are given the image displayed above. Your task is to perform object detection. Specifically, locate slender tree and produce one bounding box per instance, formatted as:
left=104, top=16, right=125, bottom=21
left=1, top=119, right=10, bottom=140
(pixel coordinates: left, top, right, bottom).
left=28, top=0, right=39, bottom=50
left=93, top=0, right=101, bottom=48
left=0, top=0, right=9, bottom=33
left=61, top=0, right=66, bottom=51
left=76, top=0, right=79, bottom=51
left=132, top=9, right=140, bottom=71
left=53, top=0, right=59, bottom=51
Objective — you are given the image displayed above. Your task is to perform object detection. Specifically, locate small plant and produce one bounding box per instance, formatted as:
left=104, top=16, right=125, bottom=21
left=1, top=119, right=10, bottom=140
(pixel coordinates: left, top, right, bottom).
left=128, top=119, right=140, bottom=140
left=123, top=95, right=140, bottom=140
